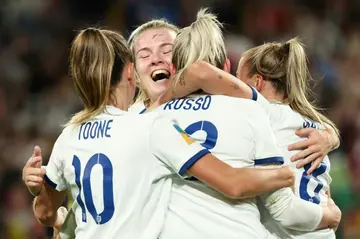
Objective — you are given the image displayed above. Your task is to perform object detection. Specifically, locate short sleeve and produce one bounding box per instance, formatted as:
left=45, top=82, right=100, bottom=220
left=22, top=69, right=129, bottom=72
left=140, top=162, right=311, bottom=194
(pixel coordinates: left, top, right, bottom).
left=44, top=134, right=69, bottom=191
left=150, top=115, right=210, bottom=177
left=251, top=106, right=284, bottom=165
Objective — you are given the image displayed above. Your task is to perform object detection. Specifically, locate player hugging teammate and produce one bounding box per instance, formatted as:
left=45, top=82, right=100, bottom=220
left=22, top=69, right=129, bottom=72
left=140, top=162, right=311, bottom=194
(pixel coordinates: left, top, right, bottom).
left=22, top=7, right=341, bottom=239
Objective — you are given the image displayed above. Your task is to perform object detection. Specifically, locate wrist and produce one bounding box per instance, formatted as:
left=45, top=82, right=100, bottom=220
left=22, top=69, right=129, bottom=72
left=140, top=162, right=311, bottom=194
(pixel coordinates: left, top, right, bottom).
left=325, top=128, right=340, bottom=150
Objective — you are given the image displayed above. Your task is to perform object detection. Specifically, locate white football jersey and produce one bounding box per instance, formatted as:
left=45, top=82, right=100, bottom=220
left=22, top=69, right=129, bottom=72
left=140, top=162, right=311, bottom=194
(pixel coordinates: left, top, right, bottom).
left=45, top=106, right=209, bottom=239
left=153, top=94, right=285, bottom=239
left=255, top=92, right=335, bottom=239
left=128, top=101, right=146, bottom=114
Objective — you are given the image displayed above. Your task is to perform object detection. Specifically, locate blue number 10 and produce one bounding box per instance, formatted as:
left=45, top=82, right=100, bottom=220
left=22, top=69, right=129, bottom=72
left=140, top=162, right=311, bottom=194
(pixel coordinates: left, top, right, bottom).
left=72, top=153, right=115, bottom=224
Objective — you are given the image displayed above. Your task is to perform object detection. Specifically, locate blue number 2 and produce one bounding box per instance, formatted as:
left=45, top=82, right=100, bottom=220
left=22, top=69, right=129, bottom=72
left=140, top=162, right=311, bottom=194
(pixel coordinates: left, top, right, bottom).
left=72, top=153, right=115, bottom=224
left=185, top=121, right=218, bottom=182
left=299, top=162, right=327, bottom=204
left=185, top=121, right=218, bottom=150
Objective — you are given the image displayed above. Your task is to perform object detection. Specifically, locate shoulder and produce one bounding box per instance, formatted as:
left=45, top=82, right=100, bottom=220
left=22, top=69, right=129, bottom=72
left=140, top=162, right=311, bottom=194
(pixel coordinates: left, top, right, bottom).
left=211, top=95, right=261, bottom=110
left=129, top=101, right=146, bottom=114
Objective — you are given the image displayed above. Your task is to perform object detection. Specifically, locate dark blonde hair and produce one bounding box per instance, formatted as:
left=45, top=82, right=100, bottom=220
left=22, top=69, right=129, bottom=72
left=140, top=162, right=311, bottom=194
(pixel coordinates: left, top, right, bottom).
left=172, top=8, right=227, bottom=85
left=67, top=27, right=132, bottom=125
left=243, top=38, right=339, bottom=136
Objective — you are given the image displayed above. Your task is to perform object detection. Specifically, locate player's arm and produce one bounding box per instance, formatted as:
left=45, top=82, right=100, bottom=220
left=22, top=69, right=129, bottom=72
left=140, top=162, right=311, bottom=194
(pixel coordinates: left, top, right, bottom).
left=153, top=61, right=254, bottom=108
left=31, top=136, right=69, bottom=226
left=251, top=107, right=341, bottom=231
left=150, top=115, right=294, bottom=199
left=23, top=146, right=69, bottom=232
left=186, top=155, right=294, bottom=199
left=33, top=182, right=67, bottom=226
left=259, top=183, right=341, bottom=231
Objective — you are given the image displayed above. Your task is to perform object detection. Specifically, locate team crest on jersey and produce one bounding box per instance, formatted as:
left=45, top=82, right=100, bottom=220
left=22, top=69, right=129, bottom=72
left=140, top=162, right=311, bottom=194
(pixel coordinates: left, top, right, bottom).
left=173, top=124, right=194, bottom=144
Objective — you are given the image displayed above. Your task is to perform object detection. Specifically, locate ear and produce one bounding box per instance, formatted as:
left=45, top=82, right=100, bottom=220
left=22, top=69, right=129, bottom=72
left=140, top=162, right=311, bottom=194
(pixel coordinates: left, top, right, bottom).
left=252, top=74, right=264, bottom=92
left=223, top=58, right=231, bottom=73
left=170, top=63, right=176, bottom=77
left=127, top=62, right=135, bottom=87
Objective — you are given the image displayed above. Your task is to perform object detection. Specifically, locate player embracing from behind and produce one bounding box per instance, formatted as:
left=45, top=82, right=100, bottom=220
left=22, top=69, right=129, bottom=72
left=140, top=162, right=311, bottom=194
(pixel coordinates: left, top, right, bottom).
left=22, top=27, right=301, bottom=239
left=152, top=8, right=341, bottom=239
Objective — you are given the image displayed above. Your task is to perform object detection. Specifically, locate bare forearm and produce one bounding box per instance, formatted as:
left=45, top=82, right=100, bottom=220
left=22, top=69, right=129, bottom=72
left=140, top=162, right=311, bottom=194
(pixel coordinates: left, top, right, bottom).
left=172, top=61, right=253, bottom=99
left=33, top=186, right=58, bottom=226
left=232, top=167, right=294, bottom=199
left=187, top=154, right=295, bottom=199
left=33, top=183, right=66, bottom=226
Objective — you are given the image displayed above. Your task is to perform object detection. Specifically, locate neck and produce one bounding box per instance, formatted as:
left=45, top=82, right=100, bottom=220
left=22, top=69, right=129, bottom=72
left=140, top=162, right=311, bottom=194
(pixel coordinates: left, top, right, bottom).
left=108, top=87, right=130, bottom=111
left=148, top=94, right=158, bottom=107
left=260, top=87, right=285, bottom=102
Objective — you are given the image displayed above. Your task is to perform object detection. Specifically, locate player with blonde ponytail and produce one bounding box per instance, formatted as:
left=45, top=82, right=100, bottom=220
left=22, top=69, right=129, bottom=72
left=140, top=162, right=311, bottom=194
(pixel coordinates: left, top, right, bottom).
left=158, top=35, right=340, bottom=238
left=154, top=8, right=340, bottom=239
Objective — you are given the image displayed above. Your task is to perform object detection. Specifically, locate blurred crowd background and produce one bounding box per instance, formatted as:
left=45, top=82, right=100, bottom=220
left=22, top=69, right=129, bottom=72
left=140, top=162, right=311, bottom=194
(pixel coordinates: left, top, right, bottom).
left=0, top=0, right=359, bottom=238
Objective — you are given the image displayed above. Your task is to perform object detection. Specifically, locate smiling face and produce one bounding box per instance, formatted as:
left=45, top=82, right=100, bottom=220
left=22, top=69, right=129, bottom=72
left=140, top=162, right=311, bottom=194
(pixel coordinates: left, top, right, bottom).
left=133, top=28, right=177, bottom=102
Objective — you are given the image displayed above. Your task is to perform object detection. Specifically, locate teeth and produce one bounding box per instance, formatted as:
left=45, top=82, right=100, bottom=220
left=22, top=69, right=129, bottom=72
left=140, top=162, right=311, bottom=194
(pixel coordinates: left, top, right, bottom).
left=151, top=70, right=170, bottom=79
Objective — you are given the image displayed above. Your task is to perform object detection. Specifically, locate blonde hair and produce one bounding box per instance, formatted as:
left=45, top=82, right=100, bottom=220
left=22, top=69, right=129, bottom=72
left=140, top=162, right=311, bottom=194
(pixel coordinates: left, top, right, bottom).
left=128, top=19, right=179, bottom=107
left=67, top=27, right=131, bottom=126
left=172, top=8, right=227, bottom=84
left=243, top=38, right=339, bottom=136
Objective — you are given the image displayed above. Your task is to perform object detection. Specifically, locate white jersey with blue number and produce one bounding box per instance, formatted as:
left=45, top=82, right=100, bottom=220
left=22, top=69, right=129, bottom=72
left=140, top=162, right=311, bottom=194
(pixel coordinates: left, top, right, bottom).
left=154, top=94, right=284, bottom=239
left=255, top=92, right=335, bottom=239
left=44, top=106, right=209, bottom=239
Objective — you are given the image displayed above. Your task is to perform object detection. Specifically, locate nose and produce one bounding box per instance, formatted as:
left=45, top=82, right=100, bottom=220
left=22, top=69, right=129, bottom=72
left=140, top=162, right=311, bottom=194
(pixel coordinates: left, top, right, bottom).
left=150, top=51, right=164, bottom=65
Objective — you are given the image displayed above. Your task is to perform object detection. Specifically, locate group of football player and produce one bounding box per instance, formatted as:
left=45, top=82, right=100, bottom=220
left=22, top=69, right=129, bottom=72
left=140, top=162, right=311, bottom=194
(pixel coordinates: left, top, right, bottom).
left=22, top=8, right=342, bottom=239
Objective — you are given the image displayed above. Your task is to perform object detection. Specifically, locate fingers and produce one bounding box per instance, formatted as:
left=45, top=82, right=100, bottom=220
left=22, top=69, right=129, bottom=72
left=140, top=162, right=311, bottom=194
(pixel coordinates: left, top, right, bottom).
left=25, top=167, right=46, bottom=177
left=26, top=181, right=44, bottom=187
left=25, top=175, right=44, bottom=184
left=280, top=166, right=295, bottom=186
left=295, top=152, right=320, bottom=169
left=306, top=158, right=322, bottom=175
left=26, top=156, right=42, bottom=168
left=288, top=139, right=311, bottom=152
left=295, top=128, right=316, bottom=138
left=32, top=145, right=42, bottom=157
left=291, top=145, right=314, bottom=162
left=281, top=166, right=294, bottom=177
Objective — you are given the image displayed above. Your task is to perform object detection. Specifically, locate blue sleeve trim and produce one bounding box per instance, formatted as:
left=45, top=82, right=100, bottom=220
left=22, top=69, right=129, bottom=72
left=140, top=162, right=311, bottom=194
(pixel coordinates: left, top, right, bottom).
left=139, top=108, right=147, bottom=114
left=255, top=156, right=284, bottom=165
left=179, top=149, right=210, bottom=176
left=44, top=174, right=58, bottom=189
left=248, top=85, right=258, bottom=101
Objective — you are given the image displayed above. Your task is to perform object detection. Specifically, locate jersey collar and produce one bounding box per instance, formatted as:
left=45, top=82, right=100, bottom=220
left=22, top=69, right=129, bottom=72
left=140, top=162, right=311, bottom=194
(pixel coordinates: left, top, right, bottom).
left=105, top=105, right=128, bottom=115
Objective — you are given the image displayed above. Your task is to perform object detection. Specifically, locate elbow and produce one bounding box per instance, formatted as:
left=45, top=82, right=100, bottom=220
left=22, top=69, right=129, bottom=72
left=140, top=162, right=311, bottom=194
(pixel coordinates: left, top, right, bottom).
left=224, top=184, right=249, bottom=199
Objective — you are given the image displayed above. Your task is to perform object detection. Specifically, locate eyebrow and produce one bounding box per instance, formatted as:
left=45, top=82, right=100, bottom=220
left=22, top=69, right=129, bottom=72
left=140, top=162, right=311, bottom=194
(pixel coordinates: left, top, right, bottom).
left=136, top=43, right=173, bottom=56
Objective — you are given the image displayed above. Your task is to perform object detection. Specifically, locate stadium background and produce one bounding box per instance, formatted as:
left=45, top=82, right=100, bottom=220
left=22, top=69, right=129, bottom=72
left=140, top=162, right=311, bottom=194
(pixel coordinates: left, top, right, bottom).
left=0, top=0, right=359, bottom=238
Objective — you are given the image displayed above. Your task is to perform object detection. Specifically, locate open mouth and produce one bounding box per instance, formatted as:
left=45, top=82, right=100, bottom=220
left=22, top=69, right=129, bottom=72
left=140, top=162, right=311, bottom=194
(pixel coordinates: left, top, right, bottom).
left=151, top=70, right=170, bottom=82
